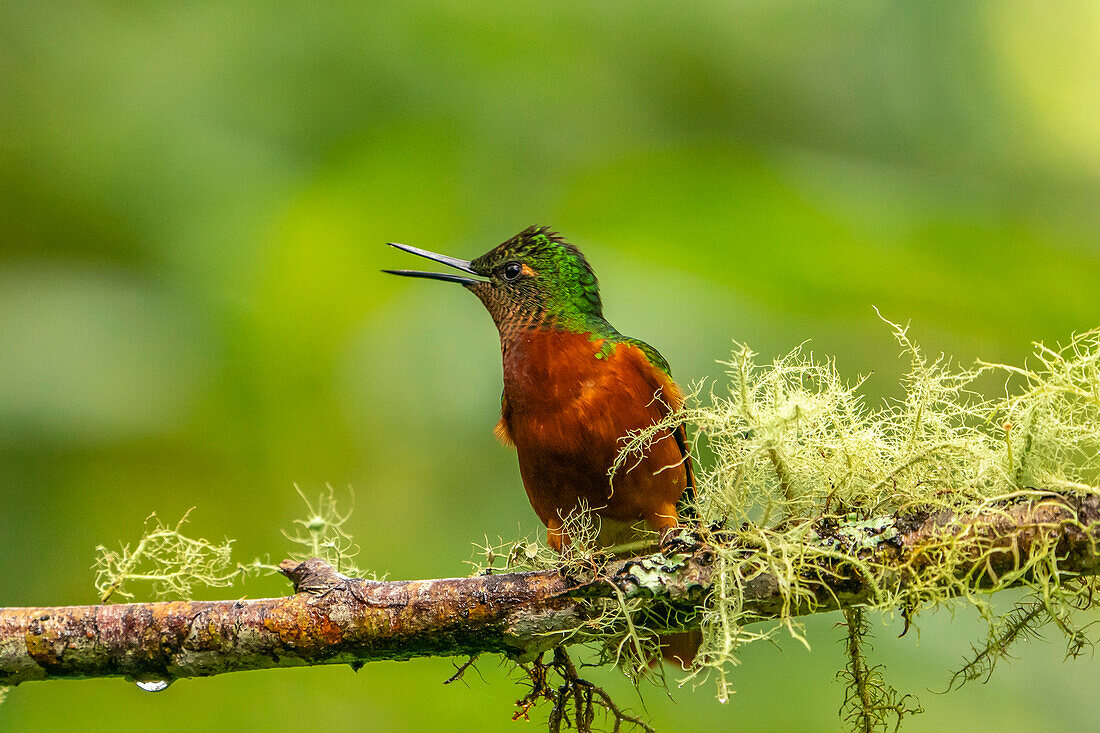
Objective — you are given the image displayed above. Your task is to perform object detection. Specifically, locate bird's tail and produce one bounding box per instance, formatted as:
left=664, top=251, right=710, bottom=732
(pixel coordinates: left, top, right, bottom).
left=657, top=630, right=702, bottom=670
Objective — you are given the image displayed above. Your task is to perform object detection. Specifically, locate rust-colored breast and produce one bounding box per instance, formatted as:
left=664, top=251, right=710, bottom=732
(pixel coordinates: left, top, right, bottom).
left=497, top=330, right=688, bottom=541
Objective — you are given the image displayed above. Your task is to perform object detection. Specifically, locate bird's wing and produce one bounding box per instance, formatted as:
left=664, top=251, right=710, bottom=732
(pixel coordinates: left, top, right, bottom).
left=625, top=342, right=696, bottom=511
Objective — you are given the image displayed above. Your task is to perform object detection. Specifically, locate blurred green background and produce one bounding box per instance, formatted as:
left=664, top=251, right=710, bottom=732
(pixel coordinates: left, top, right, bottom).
left=2, top=2, right=1099, bottom=731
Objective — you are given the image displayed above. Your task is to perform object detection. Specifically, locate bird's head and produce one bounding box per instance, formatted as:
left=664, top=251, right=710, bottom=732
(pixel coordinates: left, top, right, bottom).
left=384, top=226, right=603, bottom=335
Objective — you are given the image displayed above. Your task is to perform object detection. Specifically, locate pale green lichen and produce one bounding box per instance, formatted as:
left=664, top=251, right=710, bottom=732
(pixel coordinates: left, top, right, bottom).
left=278, top=485, right=378, bottom=579
left=93, top=510, right=241, bottom=603
left=840, top=607, right=923, bottom=732
left=624, top=552, right=695, bottom=596
left=829, top=515, right=899, bottom=552
left=94, top=486, right=382, bottom=603
left=470, top=500, right=607, bottom=576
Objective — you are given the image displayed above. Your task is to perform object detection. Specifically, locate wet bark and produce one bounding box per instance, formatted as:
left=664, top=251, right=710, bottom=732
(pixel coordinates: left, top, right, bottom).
left=2, top=491, right=1098, bottom=687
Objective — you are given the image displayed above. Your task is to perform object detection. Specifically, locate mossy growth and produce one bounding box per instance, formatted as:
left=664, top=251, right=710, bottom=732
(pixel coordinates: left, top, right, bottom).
left=94, top=510, right=241, bottom=603
left=94, top=485, right=380, bottom=603
left=475, top=319, right=1100, bottom=730
left=276, top=485, right=378, bottom=579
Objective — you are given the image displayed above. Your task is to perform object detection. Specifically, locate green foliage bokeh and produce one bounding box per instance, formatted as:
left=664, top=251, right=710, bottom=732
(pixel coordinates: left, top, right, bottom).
left=1, top=3, right=1098, bottom=731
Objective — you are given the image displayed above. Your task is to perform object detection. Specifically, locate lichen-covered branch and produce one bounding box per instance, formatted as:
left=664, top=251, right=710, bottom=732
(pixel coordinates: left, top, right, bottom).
left=2, top=492, right=1099, bottom=687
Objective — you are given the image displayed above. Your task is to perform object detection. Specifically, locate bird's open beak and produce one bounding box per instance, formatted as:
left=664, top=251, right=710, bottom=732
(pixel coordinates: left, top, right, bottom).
left=382, top=242, right=484, bottom=285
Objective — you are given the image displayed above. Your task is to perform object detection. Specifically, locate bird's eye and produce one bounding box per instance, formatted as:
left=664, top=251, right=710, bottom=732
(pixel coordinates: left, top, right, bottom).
left=502, top=262, right=522, bottom=281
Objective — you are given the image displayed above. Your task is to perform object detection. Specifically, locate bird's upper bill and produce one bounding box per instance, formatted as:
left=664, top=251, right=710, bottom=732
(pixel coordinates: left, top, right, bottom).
left=382, top=242, right=487, bottom=285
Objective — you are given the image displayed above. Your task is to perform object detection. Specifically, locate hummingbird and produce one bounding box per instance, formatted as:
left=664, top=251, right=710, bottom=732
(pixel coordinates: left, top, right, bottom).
left=383, top=226, right=694, bottom=555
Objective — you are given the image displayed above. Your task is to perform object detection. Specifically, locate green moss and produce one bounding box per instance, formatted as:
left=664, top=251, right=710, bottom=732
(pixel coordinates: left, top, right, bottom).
left=94, top=486, right=384, bottom=604
left=839, top=607, right=923, bottom=732
left=278, top=485, right=381, bottom=579
left=93, top=510, right=240, bottom=603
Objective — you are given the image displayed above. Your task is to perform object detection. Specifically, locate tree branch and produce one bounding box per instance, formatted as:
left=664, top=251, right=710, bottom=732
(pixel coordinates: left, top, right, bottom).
left=3, top=492, right=1099, bottom=687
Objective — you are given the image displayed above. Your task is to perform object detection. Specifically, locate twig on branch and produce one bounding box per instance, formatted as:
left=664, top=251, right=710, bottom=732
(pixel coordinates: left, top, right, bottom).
left=443, top=655, right=479, bottom=685
left=2, top=492, right=1099, bottom=689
